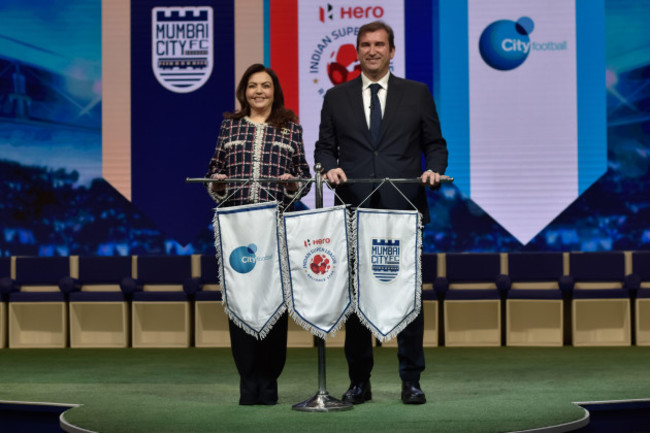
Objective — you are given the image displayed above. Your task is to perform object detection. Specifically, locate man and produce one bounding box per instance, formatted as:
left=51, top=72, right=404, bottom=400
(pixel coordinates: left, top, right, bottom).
left=314, top=21, right=448, bottom=405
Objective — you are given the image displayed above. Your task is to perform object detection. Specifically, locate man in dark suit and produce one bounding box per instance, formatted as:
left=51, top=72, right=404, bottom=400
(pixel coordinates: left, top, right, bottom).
left=314, top=21, right=448, bottom=405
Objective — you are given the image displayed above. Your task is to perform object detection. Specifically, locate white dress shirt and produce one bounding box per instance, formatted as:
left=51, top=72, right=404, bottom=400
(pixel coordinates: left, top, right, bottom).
left=361, top=72, right=390, bottom=129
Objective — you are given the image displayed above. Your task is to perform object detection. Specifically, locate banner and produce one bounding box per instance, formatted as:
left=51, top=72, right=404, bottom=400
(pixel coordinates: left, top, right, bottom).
left=282, top=206, right=352, bottom=339
left=355, top=208, right=422, bottom=342
left=213, top=202, right=285, bottom=339
left=438, top=0, right=606, bottom=245
left=297, top=0, right=405, bottom=208
left=131, top=1, right=234, bottom=244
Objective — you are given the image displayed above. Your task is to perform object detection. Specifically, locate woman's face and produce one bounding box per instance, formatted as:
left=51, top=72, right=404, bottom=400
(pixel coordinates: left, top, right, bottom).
left=246, top=71, right=274, bottom=115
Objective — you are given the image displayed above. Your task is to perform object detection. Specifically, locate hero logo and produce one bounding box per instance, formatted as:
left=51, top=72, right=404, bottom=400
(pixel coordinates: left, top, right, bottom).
left=479, top=16, right=567, bottom=71
left=304, top=238, right=331, bottom=247
left=319, top=4, right=333, bottom=22
left=319, top=4, right=384, bottom=22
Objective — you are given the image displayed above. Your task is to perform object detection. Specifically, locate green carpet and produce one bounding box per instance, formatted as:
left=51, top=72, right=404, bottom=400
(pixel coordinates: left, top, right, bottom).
left=0, top=347, right=649, bottom=433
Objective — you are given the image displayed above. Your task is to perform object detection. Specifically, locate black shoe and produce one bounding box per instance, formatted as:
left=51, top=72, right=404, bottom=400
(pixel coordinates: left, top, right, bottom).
left=401, top=381, right=426, bottom=404
left=342, top=382, right=372, bottom=404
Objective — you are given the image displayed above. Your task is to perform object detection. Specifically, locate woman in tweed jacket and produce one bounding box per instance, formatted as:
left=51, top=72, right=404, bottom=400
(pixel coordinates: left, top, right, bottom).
left=205, top=64, right=310, bottom=406
left=206, top=64, right=311, bottom=208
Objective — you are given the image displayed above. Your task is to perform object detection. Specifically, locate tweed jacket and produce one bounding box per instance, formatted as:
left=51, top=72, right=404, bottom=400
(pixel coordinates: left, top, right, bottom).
left=206, top=117, right=311, bottom=207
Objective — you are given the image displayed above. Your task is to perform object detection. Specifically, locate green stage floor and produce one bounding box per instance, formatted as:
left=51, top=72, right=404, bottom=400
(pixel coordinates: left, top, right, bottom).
left=0, top=347, right=648, bottom=433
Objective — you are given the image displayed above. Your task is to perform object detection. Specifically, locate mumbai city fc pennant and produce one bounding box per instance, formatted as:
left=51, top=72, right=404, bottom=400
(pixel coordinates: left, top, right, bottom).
left=355, top=208, right=422, bottom=342
left=213, top=202, right=285, bottom=339
left=282, top=206, right=352, bottom=339
left=152, top=6, right=213, bottom=93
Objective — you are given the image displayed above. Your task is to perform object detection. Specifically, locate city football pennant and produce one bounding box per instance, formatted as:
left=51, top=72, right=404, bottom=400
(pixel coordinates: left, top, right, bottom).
left=282, top=206, right=352, bottom=339
left=213, top=202, right=285, bottom=339
left=355, top=208, right=422, bottom=342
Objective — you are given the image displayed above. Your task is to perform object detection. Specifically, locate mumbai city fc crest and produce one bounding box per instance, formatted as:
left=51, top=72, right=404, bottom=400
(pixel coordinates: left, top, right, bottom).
left=371, top=239, right=400, bottom=283
left=152, top=6, right=213, bottom=93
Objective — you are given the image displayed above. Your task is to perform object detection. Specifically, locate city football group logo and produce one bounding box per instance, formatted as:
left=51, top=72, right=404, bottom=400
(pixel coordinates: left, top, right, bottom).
left=479, top=17, right=535, bottom=71
left=302, top=238, right=336, bottom=282
left=229, top=243, right=271, bottom=274
left=370, top=238, right=400, bottom=283
left=152, top=6, right=213, bottom=93
left=479, top=16, right=567, bottom=71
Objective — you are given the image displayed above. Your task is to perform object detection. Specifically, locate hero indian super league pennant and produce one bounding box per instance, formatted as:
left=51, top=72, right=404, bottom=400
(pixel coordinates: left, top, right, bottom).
left=213, top=202, right=285, bottom=339
left=282, top=206, right=352, bottom=340
left=355, top=208, right=422, bottom=342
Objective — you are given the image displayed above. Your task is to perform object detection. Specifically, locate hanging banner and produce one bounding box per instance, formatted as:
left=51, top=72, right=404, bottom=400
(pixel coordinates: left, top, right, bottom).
left=439, top=0, right=606, bottom=245
left=355, top=208, right=422, bottom=342
left=282, top=206, right=352, bottom=339
left=296, top=0, right=405, bottom=208
left=213, top=202, right=285, bottom=339
left=131, top=0, right=234, bottom=244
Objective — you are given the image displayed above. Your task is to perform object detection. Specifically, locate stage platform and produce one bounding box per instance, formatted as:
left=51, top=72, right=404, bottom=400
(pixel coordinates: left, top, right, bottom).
left=0, top=347, right=649, bottom=433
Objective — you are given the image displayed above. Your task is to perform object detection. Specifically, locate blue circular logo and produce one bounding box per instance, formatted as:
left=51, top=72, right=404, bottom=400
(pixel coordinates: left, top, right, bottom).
left=479, top=17, right=534, bottom=71
left=229, top=244, right=258, bottom=274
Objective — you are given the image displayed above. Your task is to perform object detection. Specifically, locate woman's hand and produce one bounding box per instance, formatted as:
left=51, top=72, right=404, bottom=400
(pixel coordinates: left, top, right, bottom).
left=279, top=173, right=299, bottom=192
left=209, top=173, right=227, bottom=192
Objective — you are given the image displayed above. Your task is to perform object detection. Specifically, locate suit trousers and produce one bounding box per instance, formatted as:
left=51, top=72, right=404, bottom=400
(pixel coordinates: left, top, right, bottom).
left=229, top=313, right=289, bottom=404
left=344, top=308, right=425, bottom=384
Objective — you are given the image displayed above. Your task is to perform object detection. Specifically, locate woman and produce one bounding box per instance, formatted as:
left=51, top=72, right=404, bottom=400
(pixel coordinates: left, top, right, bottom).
left=205, top=63, right=311, bottom=405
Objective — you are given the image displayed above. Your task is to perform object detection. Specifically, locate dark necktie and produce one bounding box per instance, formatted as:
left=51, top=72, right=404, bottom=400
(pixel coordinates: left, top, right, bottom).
left=369, top=83, right=382, bottom=144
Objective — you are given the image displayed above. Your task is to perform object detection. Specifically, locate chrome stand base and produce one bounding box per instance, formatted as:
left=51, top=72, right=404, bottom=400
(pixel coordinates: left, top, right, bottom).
left=292, top=391, right=353, bottom=412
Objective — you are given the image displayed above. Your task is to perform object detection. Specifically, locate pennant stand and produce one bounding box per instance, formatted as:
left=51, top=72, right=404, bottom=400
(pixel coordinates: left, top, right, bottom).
left=186, top=167, right=453, bottom=413
left=290, top=164, right=352, bottom=412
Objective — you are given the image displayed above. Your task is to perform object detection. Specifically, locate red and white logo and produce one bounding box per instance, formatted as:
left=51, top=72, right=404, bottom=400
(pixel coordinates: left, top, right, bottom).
left=302, top=247, right=336, bottom=282
left=318, top=4, right=384, bottom=22
left=327, top=43, right=360, bottom=85
left=319, top=4, right=333, bottom=22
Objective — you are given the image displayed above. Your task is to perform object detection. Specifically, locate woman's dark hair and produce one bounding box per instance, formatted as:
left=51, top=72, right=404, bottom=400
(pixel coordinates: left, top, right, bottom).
left=225, top=63, right=298, bottom=128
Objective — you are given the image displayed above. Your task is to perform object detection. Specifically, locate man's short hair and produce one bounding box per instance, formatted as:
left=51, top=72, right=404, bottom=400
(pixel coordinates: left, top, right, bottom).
left=356, top=20, right=395, bottom=51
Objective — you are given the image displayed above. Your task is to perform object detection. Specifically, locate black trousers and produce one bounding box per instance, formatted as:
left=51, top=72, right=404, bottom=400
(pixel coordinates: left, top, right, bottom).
left=344, top=309, right=425, bottom=384
left=228, top=313, right=289, bottom=405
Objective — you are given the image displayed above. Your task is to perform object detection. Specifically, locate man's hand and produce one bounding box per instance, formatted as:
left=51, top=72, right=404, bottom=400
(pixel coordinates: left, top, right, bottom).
left=209, top=173, right=227, bottom=192
left=324, top=168, right=348, bottom=185
left=420, top=170, right=441, bottom=188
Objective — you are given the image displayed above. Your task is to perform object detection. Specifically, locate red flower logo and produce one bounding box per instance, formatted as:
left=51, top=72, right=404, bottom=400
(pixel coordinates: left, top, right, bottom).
left=310, top=254, right=331, bottom=275
left=327, top=44, right=361, bottom=86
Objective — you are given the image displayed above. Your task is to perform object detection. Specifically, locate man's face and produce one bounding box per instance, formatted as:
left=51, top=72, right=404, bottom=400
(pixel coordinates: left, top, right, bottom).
left=357, top=29, right=395, bottom=80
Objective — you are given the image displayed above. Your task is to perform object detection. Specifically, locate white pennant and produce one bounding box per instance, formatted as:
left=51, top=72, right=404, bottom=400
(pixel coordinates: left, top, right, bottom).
left=282, top=206, right=352, bottom=339
left=355, top=208, right=422, bottom=342
left=213, top=202, right=285, bottom=339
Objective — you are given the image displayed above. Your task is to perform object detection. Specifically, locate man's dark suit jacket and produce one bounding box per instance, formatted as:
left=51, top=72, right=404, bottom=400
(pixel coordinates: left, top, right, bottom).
left=314, top=74, right=448, bottom=223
